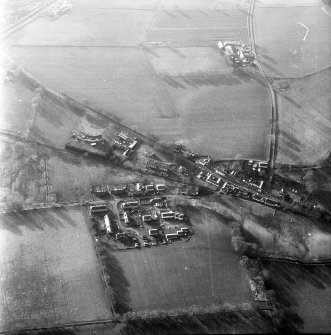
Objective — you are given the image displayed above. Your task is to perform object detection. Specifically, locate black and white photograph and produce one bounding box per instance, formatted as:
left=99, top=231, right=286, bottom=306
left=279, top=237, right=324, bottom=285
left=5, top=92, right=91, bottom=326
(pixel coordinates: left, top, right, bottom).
left=0, top=0, right=330, bottom=333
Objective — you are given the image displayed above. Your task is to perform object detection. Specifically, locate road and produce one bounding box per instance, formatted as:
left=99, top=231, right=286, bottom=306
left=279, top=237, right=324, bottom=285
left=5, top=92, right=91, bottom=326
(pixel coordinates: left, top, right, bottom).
left=247, top=0, right=279, bottom=191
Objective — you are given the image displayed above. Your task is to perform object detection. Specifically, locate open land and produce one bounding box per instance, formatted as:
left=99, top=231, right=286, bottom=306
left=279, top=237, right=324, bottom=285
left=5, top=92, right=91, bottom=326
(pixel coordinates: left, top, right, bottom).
left=109, top=207, right=253, bottom=311
left=0, top=207, right=113, bottom=332
left=1, top=0, right=331, bottom=333
left=4, top=0, right=272, bottom=161
left=0, top=78, right=35, bottom=133
left=254, top=0, right=331, bottom=78
left=243, top=211, right=331, bottom=261
left=0, top=138, right=146, bottom=207
left=253, top=0, right=331, bottom=165
left=276, top=69, right=331, bottom=165
left=263, top=261, right=331, bottom=333
left=177, top=196, right=331, bottom=261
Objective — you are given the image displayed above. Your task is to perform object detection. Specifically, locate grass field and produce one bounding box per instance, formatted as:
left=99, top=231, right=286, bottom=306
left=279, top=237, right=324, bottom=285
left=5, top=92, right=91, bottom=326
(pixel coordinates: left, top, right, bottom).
left=110, top=207, right=253, bottom=312
left=0, top=207, right=113, bottom=332
left=263, top=261, right=331, bottom=333
left=254, top=1, right=331, bottom=78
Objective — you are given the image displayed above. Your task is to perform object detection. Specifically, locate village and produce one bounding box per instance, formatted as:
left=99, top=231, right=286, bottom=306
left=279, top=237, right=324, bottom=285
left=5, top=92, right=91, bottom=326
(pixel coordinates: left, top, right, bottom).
left=69, top=126, right=326, bottom=223
left=1, top=0, right=331, bottom=333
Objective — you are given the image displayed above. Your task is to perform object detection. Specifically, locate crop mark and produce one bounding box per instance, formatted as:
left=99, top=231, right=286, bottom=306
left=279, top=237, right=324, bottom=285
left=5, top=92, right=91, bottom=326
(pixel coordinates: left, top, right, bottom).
left=297, top=22, right=309, bottom=41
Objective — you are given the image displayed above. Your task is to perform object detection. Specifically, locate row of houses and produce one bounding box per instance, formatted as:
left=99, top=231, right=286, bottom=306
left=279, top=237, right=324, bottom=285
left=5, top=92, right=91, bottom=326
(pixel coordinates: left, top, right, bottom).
left=148, top=226, right=191, bottom=242
left=165, top=227, right=190, bottom=241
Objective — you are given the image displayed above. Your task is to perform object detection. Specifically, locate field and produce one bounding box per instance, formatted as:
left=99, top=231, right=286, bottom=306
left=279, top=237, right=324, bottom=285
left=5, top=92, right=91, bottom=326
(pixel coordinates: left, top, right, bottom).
left=276, top=69, right=331, bottom=165
left=254, top=0, right=331, bottom=78
left=263, top=261, right=331, bottom=333
left=0, top=207, right=113, bottom=332
left=5, top=0, right=272, bottom=161
left=253, top=0, right=331, bottom=165
left=243, top=211, right=331, bottom=261
left=109, top=207, right=253, bottom=312
left=175, top=196, right=331, bottom=261
left=0, top=78, right=35, bottom=133
left=0, top=138, right=145, bottom=207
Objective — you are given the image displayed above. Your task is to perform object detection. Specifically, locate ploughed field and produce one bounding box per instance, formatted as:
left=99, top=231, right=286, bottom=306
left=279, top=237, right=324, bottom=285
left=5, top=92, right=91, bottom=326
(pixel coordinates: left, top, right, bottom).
left=109, top=207, right=253, bottom=312
left=5, top=0, right=272, bottom=161
left=0, top=207, right=113, bottom=332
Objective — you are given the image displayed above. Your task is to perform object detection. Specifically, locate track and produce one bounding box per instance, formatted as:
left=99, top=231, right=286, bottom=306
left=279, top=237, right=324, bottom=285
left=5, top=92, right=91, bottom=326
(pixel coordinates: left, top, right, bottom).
left=247, top=0, right=279, bottom=191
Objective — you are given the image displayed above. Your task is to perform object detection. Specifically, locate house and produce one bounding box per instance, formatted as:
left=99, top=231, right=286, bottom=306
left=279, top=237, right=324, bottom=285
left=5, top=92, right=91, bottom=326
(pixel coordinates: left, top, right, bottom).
left=142, top=215, right=152, bottom=222
left=90, top=185, right=109, bottom=197
left=218, top=181, right=228, bottom=194
left=122, top=148, right=131, bottom=157
left=258, top=161, right=269, bottom=169
left=123, top=212, right=129, bottom=224
left=145, top=184, right=155, bottom=193
left=179, top=185, right=199, bottom=196
left=109, top=185, right=127, bottom=196
left=197, top=170, right=207, bottom=180
left=165, top=233, right=179, bottom=241
left=178, top=166, right=189, bottom=176
left=104, top=214, right=112, bottom=234
left=225, top=45, right=234, bottom=56
left=121, top=201, right=139, bottom=210
left=149, top=229, right=159, bottom=236
left=252, top=194, right=265, bottom=203
left=161, top=211, right=176, bottom=219
left=264, top=199, right=280, bottom=207
left=175, top=211, right=185, bottom=221
left=156, top=184, right=166, bottom=191
left=117, top=132, right=130, bottom=143
left=128, top=140, right=138, bottom=149
left=250, top=180, right=264, bottom=191
left=215, top=169, right=225, bottom=176
left=206, top=173, right=221, bottom=186
left=196, top=156, right=211, bottom=166
left=116, top=232, right=127, bottom=240
left=136, top=183, right=144, bottom=191
left=89, top=205, right=108, bottom=215
left=149, top=197, right=163, bottom=204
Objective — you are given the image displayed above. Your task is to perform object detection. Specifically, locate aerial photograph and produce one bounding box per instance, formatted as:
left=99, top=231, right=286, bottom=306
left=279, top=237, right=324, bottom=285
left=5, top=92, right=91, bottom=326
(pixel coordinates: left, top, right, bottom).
left=0, top=0, right=330, bottom=334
